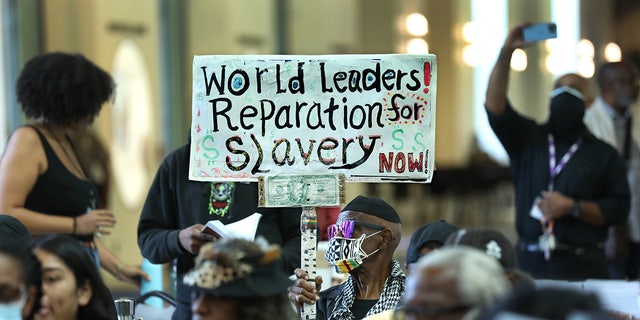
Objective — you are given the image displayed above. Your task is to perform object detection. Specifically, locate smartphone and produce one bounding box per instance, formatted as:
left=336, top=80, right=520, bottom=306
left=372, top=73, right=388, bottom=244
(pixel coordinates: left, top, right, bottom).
left=522, top=23, right=557, bottom=42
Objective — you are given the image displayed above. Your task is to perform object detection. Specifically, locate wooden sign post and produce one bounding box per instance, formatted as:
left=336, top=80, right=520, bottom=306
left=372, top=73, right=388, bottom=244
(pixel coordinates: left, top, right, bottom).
left=299, top=206, right=318, bottom=319
left=258, top=174, right=345, bottom=319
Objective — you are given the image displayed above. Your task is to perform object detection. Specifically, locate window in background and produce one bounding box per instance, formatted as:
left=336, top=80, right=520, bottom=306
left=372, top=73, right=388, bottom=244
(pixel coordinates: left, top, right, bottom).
left=470, top=0, right=508, bottom=165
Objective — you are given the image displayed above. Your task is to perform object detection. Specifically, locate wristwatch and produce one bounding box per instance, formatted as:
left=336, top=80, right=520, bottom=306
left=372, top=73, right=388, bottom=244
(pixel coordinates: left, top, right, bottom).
left=570, top=200, right=581, bottom=219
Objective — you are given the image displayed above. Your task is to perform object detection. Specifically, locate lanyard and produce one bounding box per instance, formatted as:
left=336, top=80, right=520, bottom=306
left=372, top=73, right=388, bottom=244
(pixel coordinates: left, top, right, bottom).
left=541, top=134, right=583, bottom=257
left=547, top=134, right=582, bottom=191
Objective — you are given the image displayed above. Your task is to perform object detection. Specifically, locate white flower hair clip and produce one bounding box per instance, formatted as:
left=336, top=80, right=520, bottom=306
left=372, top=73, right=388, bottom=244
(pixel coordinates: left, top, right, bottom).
left=485, top=240, right=502, bottom=260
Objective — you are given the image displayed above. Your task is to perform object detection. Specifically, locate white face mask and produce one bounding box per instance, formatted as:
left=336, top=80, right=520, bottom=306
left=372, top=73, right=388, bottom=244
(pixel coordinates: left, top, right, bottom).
left=0, top=291, right=26, bottom=320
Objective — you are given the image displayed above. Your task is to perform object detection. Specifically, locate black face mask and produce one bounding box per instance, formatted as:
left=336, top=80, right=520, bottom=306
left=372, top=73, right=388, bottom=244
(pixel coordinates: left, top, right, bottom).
left=547, top=89, right=586, bottom=142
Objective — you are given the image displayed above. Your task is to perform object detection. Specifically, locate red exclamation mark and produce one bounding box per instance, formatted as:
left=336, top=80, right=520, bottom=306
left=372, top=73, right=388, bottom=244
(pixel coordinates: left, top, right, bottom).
left=423, top=62, right=431, bottom=94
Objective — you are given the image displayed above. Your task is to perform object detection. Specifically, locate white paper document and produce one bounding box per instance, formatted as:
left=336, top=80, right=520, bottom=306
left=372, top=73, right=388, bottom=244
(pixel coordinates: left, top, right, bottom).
left=201, top=212, right=262, bottom=241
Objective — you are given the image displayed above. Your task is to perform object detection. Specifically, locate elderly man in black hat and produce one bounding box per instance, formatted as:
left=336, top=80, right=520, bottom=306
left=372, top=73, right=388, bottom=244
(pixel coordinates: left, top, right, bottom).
left=289, top=195, right=404, bottom=320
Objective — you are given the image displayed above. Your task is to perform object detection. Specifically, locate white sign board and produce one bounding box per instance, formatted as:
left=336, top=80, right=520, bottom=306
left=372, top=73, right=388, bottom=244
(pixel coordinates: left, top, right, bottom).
left=189, top=54, right=437, bottom=182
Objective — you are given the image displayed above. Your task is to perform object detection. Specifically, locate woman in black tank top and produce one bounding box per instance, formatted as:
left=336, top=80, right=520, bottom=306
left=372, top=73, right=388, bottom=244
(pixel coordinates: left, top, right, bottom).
left=0, top=53, right=149, bottom=296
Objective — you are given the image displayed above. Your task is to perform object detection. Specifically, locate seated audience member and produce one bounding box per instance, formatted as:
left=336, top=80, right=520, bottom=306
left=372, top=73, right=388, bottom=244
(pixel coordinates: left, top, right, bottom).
left=363, top=220, right=458, bottom=320
left=184, top=236, right=296, bottom=320
left=405, top=219, right=457, bottom=273
left=32, top=235, right=116, bottom=320
left=395, top=247, right=510, bottom=320
left=445, top=227, right=535, bottom=291
left=479, top=287, right=614, bottom=320
left=289, top=195, right=405, bottom=319
left=0, top=225, right=39, bottom=320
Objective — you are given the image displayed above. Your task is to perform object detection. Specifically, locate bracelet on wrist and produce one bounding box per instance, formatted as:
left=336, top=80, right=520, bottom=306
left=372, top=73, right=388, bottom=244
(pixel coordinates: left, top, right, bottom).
left=72, top=217, right=77, bottom=235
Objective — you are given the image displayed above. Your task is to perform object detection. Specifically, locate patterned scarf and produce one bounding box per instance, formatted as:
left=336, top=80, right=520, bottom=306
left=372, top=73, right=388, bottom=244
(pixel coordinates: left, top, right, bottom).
left=329, top=260, right=405, bottom=320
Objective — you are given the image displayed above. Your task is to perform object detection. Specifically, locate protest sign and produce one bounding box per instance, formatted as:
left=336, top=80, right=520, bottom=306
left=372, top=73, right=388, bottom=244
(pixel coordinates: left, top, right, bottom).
left=189, top=54, right=437, bottom=182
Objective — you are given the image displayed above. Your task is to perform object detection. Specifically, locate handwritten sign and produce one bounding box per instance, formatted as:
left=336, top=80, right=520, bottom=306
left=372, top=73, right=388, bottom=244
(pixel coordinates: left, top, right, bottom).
left=189, top=54, right=437, bottom=182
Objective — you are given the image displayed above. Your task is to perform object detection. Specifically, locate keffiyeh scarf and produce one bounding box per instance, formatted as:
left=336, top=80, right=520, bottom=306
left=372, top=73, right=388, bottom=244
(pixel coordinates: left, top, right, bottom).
left=329, top=260, right=405, bottom=320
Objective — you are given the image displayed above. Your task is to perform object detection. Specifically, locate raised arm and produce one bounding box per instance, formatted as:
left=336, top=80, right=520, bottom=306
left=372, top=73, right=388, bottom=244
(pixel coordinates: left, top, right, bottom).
left=485, top=23, right=530, bottom=115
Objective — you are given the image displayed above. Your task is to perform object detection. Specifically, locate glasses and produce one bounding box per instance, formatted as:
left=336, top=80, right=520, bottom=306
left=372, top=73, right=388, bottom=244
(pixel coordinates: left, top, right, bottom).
left=327, top=220, right=385, bottom=239
left=392, top=304, right=472, bottom=320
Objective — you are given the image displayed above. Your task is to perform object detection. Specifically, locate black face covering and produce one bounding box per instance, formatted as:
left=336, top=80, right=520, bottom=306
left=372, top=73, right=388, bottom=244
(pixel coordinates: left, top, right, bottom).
left=547, top=88, right=586, bottom=142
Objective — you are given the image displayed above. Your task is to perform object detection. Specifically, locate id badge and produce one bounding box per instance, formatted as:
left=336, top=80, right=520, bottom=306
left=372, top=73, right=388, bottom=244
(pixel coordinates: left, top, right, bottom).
left=539, top=233, right=551, bottom=260
left=538, top=232, right=557, bottom=251
left=538, top=233, right=550, bottom=251
left=539, top=232, right=557, bottom=261
left=530, top=196, right=543, bottom=220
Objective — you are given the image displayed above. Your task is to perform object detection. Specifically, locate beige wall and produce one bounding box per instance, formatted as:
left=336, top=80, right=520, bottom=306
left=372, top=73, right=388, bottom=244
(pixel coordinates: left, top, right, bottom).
left=288, top=0, right=361, bottom=54
left=187, top=0, right=278, bottom=55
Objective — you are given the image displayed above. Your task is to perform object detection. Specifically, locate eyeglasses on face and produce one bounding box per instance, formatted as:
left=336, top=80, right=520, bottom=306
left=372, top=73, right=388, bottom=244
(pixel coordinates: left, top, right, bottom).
left=327, top=220, right=385, bottom=239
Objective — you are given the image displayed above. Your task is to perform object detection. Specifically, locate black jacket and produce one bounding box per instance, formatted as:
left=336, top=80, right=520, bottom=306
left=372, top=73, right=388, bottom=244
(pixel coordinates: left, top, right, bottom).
left=137, top=143, right=301, bottom=304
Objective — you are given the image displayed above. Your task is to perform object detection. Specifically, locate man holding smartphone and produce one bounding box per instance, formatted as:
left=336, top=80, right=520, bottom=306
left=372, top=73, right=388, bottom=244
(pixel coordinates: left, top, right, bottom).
left=484, top=23, right=630, bottom=280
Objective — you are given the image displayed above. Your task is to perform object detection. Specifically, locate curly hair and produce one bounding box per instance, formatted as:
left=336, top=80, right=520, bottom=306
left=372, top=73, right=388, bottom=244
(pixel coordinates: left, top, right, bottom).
left=16, top=52, right=115, bottom=126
